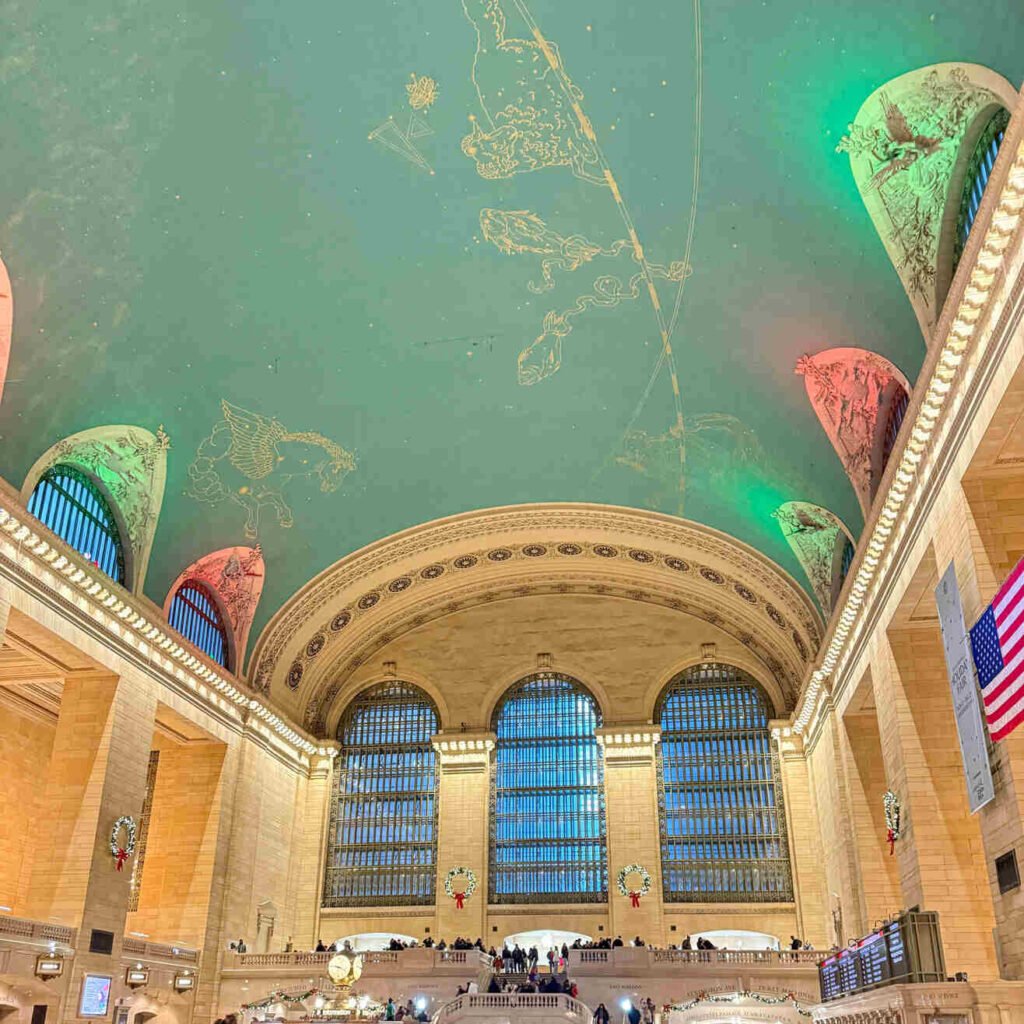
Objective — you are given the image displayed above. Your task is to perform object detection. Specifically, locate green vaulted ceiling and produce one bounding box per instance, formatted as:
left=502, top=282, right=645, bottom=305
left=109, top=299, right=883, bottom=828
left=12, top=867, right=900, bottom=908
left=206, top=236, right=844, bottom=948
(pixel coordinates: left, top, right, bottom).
left=1, top=0, right=1023, bottom=643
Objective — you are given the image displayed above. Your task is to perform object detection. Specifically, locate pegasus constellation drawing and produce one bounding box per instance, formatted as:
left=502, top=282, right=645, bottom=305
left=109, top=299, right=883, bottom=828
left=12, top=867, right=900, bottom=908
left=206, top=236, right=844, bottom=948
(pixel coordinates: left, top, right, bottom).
left=186, top=401, right=356, bottom=539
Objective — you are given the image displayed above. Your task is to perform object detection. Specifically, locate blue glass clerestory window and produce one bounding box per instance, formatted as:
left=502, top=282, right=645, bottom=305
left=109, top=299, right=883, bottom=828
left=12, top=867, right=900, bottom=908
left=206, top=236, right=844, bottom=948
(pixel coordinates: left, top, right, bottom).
left=490, top=673, right=607, bottom=903
left=27, top=465, right=125, bottom=584
left=167, top=580, right=231, bottom=669
left=323, top=681, right=438, bottom=906
left=658, top=663, right=792, bottom=902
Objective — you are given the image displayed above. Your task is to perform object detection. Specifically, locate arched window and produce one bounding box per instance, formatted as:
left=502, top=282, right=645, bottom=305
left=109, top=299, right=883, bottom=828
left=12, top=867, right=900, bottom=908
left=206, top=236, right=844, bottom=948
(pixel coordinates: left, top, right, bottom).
left=880, top=385, right=910, bottom=473
left=658, top=663, right=792, bottom=902
left=490, top=673, right=606, bottom=903
left=831, top=534, right=856, bottom=610
left=954, top=108, right=1010, bottom=268
left=167, top=581, right=231, bottom=669
left=27, top=465, right=125, bottom=584
left=324, top=681, right=438, bottom=906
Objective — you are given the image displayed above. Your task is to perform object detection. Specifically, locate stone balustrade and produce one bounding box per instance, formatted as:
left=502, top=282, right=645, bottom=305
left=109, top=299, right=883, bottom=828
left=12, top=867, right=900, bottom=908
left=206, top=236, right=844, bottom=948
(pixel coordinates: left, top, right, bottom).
left=122, top=936, right=201, bottom=965
left=433, top=992, right=590, bottom=1024
left=0, top=913, right=76, bottom=951
left=649, top=947, right=821, bottom=966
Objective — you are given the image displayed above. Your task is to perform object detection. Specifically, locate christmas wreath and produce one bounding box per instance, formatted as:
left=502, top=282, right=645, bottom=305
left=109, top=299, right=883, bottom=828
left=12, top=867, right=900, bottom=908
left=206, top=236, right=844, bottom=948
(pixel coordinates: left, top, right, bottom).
left=444, top=866, right=477, bottom=909
left=883, top=790, right=901, bottom=856
left=617, top=864, right=652, bottom=907
left=110, top=815, right=137, bottom=872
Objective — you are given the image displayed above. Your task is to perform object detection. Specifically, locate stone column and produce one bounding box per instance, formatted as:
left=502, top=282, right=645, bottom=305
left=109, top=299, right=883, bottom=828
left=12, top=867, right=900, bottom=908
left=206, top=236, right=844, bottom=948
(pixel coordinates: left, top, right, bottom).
left=597, top=726, right=664, bottom=944
left=289, top=749, right=337, bottom=950
left=21, top=667, right=158, bottom=1023
left=871, top=633, right=999, bottom=980
left=432, top=733, right=495, bottom=941
left=772, top=724, right=829, bottom=948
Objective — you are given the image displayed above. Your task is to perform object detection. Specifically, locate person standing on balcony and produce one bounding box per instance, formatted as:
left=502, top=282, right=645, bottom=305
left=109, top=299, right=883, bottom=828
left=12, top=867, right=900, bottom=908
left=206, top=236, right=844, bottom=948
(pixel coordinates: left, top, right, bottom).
left=528, top=945, right=539, bottom=970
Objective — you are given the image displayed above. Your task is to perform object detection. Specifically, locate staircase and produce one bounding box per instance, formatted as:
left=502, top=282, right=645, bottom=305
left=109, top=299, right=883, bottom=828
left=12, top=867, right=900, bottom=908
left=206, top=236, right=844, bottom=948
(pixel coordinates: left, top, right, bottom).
left=432, top=992, right=590, bottom=1024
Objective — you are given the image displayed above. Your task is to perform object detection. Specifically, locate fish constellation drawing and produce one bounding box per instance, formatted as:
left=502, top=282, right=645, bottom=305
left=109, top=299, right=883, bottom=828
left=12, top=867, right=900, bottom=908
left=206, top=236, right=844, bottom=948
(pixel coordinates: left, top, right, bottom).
left=459, top=0, right=704, bottom=514
left=369, top=73, right=439, bottom=175
left=186, top=400, right=356, bottom=540
left=480, top=209, right=690, bottom=384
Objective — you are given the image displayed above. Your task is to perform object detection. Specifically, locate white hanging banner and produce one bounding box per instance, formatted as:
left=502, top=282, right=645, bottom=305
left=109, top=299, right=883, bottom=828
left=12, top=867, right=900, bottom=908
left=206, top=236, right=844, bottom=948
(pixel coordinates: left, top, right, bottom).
left=935, top=562, right=995, bottom=813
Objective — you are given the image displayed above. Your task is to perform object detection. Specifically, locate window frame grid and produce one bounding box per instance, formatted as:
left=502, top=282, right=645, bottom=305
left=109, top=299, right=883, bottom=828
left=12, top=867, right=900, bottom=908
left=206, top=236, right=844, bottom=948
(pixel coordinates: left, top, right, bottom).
left=657, top=663, right=793, bottom=903
left=488, top=672, right=608, bottom=905
left=168, top=580, right=231, bottom=669
left=323, top=681, right=439, bottom=908
left=27, top=465, right=125, bottom=583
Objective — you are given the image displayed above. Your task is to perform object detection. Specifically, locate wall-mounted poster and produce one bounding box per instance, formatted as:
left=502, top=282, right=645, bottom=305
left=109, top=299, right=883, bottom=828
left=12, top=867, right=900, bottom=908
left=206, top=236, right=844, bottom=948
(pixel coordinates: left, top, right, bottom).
left=79, top=975, right=112, bottom=1018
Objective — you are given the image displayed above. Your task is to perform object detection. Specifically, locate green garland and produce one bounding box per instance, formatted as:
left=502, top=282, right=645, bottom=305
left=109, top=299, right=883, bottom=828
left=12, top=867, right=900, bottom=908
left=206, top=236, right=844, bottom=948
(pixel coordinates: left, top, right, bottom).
left=242, top=989, right=320, bottom=1009
left=668, top=990, right=812, bottom=1018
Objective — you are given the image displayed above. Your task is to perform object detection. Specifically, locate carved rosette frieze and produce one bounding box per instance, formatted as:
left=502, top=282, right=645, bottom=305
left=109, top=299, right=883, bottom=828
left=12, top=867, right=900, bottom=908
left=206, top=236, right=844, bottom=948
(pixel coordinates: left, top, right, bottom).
left=246, top=505, right=823, bottom=734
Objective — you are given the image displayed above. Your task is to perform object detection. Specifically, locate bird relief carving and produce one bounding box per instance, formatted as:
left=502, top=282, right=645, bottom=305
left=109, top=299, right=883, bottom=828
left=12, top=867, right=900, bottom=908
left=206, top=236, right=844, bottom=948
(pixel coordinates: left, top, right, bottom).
left=837, top=64, right=1014, bottom=337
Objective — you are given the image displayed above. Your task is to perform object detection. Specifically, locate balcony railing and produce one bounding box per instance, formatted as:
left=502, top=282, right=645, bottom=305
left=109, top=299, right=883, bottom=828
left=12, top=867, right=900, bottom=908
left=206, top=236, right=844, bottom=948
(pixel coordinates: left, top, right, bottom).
left=0, top=914, right=76, bottom=949
left=231, top=949, right=491, bottom=972
left=434, top=993, right=589, bottom=1024
left=649, top=948, right=820, bottom=966
left=122, top=937, right=200, bottom=964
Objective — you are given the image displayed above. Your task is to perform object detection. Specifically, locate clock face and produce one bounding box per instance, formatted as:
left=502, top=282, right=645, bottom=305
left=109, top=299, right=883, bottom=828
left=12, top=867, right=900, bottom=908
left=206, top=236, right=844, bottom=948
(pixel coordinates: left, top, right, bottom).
left=327, top=955, right=351, bottom=983
left=350, top=955, right=363, bottom=982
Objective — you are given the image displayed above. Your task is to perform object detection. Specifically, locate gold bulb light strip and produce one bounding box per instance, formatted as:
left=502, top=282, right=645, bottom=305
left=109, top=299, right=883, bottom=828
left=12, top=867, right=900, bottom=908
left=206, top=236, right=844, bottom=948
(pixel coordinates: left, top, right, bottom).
left=0, top=505, right=326, bottom=759
left=794, top=138, right=1024, bottom=736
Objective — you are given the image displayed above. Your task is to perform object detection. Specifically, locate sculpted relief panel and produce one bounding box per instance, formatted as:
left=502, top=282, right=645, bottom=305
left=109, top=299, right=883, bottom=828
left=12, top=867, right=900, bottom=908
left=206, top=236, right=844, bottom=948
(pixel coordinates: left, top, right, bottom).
left=838, top=63, right=1016, bottom=338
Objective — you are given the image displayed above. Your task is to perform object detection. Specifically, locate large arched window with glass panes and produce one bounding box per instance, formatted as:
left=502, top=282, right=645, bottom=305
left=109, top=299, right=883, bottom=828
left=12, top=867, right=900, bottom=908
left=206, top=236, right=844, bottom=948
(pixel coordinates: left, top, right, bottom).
left=167, top=580, right=231, bottom=669
left=490, top=673, right=606, bottom=904
left=27, top=465, right=126, bottom=584
left=323, top=681, right=438, bottom=906
left=658, top=663, right=792, bottom=902
left=954, top=107, right=1010, bottom=270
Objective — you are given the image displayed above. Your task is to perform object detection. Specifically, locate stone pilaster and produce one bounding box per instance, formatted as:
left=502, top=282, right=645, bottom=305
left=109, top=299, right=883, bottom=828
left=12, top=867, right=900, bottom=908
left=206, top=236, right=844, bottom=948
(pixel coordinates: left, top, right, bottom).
left=772, top=723, right=829, bottom=947
left=432, top=733, right=494, bottom=941
left=597, top=726, right=664, bottom=943
left=290, top=749, right=336, bottom=949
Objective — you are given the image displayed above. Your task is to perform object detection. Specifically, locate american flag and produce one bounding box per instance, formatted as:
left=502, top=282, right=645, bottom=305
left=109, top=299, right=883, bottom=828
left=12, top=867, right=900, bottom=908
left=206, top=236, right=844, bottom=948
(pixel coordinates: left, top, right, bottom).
left=970, top=557, right=1024, bottom=741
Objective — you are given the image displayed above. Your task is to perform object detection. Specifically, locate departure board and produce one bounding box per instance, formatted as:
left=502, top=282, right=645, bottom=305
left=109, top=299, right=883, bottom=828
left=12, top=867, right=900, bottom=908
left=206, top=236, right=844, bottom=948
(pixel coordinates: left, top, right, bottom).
left=818, top=910, right=945, bottom=1002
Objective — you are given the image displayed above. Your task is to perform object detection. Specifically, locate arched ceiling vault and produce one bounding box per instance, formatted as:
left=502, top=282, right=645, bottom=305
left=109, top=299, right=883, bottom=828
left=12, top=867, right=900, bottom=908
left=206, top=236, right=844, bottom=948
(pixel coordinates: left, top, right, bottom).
left=249, top=504, right=822, bottom=734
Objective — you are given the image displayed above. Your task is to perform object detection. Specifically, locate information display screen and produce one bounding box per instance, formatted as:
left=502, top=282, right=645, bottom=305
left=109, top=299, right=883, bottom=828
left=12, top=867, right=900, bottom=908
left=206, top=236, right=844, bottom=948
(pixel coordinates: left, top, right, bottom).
left=79, top=975, right=112, bottom=1018
left=818, top=911, right=943, bottom=1002
left=858, top=930, right=891, bottom=989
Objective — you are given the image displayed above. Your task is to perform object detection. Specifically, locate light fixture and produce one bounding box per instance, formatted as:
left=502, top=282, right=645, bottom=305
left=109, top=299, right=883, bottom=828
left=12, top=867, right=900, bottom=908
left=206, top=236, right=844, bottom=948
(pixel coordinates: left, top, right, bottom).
left=125, top=965, right=149, bottom=988
left=173, top=971, right=195, bottom=992
left=35, top=953, right=64, bottom=979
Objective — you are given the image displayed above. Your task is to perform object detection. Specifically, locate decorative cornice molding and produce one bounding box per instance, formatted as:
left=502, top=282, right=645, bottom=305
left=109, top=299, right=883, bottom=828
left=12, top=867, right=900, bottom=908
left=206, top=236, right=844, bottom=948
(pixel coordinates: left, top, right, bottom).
left=795, top=107, right=1024, bottom=741
left=247, top=504, right=823, bottom=729
left=0, top=488, right=327, bottom=764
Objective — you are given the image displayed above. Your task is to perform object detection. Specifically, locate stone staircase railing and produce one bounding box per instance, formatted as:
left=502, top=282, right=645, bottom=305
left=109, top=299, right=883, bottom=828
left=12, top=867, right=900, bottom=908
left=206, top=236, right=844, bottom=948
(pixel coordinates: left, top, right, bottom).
left=432, top=993, right=590, bottom=1024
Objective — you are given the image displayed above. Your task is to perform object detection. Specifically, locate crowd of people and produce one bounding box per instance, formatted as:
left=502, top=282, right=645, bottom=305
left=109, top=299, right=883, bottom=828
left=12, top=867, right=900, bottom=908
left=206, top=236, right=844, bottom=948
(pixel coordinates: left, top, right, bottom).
left=380, top=998, right=427, bottom=1022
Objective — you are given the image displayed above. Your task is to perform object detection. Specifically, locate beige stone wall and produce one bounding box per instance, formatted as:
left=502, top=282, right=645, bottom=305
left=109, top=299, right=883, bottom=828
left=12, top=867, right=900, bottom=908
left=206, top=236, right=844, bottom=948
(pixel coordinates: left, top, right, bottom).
left=0, top=696, right=55, bottom=911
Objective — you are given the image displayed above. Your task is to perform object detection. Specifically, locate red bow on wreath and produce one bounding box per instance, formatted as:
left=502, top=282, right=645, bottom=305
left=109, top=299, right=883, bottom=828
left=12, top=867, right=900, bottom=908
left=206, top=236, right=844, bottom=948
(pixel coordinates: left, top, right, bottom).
left=629, top=891, right=641, bottom=908
left=454, top=891, right=465, bottom=909
left=114, top=847, right=129, bottom=871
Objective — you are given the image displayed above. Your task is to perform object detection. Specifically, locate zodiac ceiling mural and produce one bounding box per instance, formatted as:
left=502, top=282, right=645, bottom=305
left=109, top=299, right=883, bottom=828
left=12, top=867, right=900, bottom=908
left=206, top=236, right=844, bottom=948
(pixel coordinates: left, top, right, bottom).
left=0, top=1, right=1022, bottom=641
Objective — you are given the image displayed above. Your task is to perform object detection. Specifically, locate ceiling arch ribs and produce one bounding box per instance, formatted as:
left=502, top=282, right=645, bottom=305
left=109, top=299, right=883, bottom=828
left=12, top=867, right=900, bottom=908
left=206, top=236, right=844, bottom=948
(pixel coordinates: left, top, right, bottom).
left=247, top=504, right=822, bottom=735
